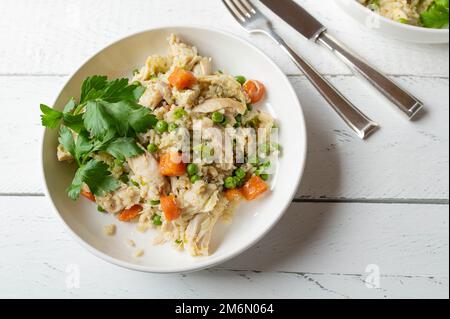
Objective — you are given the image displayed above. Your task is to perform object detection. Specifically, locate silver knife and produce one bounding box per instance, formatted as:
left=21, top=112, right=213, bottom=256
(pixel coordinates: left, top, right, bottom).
left=260, top=0, right=424, bottom=119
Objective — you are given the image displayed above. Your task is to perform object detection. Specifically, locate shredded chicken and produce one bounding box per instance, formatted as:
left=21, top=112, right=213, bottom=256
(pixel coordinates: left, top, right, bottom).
left=193, top=98, right=246, bottom=115
left=127, top=152, right=169, bottom=201
left=57, top=144, right=73, bottom=162
left=96, top=184, right=141, bottom=214
left=193, top=57, right=213, bottom=77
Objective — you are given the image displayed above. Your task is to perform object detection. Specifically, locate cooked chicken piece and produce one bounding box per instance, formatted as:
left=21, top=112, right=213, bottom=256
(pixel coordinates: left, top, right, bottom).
left=127, top=152, right=169, bottom=200
left=193, top=98, right=246, bottom=115
left=135, top=55, right=172, bottom=81
left=258, top=111, right=276, bottom=130
left=96, top=184, right=141, bottom=214
left=139, top=83, right=163, bottom=110
left=157, top=81, right=174, bottom=104
left=170, top=175, right=191, bottom=198
left=198, top=74, right=249, bottom=104
left=57, top=144, right=73, bottom=162
left=184, top=197, right=228, bottom=256
left=168, top=34, right=201, bottom=70
left=173, top=87, right=200, bottom=108
left=193, top=57, right=213, bottom=77
left=181, top=181, right=220, bottom=214
left=139, top=81, right=174, bottom=110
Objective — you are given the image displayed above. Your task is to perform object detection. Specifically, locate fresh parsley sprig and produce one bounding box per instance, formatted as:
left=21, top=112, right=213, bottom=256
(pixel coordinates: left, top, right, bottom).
left=41, top=75, right=155, bottom=200
left=421, top=0, right=449, bottom=29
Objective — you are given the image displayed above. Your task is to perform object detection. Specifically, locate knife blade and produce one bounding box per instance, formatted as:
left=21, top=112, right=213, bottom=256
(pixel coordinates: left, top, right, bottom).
left=259, top=0, right=424, bottom=119
left=260, top=0, right=326, bottom=40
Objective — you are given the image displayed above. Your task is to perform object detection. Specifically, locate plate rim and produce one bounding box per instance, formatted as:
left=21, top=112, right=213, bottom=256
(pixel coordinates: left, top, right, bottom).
left=40, top=25, right=308, bottom=274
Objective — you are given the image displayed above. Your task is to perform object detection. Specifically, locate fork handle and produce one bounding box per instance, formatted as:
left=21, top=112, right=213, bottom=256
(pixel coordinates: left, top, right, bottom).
left=275, top=37, right=379, bottom=139
left=317, top=32, right=423, bottom=119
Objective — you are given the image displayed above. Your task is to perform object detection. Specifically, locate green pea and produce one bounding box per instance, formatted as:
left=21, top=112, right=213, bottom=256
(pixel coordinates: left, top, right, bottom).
left=190, top=175, right=201, bottom=184
left=249, top=155, right=259, bottom=165
left=273, top=143, right=282, bottom=153
left=260, top=143, right=271, bottom=156
left=246, top=117, right=260, bottom=128
left=234, top=114, right=242, bottom=128
left=235, top=75, right=247, bottom=85
left=187, top=163, right=198, bottom=176
left=147, top=143, right=158, bottom=153
left=212, top=112, right=225, bottom=124
left=131, top=179, right=140, bottom=187
left=155, top=120, right=169, bottom=134
left=174, top=108, right=187, bottom=119
left=150, top=200, right=160, bottom=206
left=260, top=174, right=270, bottom=181
left=120, top=174, right=129, bottom=183
left=168, top=123, right=178, bottom=132
left=97, top=206, right=106, bottom=213
left=236, top=177, right=245, bottom=188
left=224, top=176, right=237, bottom=189
left=234, top=176, right=243, bottom=187
left=235, top=168, right=246, bottom=179
left=152, top=214, right=162, bottom=226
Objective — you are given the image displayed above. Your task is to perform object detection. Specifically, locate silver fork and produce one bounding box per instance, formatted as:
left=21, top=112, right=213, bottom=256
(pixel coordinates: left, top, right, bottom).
left=222, top=0, right=379, bottom=139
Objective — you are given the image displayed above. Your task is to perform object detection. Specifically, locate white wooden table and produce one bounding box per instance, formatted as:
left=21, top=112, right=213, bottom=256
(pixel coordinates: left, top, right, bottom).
left=0, top=0, right=448, bottom=299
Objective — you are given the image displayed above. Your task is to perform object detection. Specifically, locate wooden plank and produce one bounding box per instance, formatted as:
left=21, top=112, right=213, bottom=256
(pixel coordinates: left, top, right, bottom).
left=0, top=267, right=447, bottom=299
left=0, top=197, right=447, bottom=298
left=0, top=75, right=447, bottom=200
left=0, top=0, right=448, bottom=77
left=0, top=197, right=447, bottom=275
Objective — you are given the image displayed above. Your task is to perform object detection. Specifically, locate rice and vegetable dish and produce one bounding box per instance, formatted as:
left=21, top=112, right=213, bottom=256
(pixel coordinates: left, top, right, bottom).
left=359, top=0, right=449, bottom=28
left=40, top=34, right=280, bottom=257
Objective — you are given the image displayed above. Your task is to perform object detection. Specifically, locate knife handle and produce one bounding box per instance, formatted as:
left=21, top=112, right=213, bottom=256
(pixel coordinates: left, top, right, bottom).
left=274, top=36, right=378, bottom=139
left=317, top=32, right=424, bottom=119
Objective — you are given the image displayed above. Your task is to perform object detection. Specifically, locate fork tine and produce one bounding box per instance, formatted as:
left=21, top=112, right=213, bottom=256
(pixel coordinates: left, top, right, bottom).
left=222, top=0, right=246, bottom=22
left=231, top=0, right=251, bottom=18
left=239, top=0, right=257, bottom=15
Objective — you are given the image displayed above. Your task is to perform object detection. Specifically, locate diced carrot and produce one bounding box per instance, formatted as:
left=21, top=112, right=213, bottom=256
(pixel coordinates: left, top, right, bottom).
left=160, top=194, right=181, bottom=221
left=118, top=205, right=143, bottom=222
left=168, top=68, right=197, bottom=90
left=241, top=175, right=269, bottom=201
left=81, top=190, right=96, bottom=202
left=159, top=152, right=187, bottom=177
left=243, top=80, right=266, bottom=104
left=225, top=189, right=243, bottom=201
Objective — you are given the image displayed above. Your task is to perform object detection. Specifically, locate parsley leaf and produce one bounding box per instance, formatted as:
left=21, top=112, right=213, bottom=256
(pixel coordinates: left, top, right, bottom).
left=421, top=0, right=449, bottom=28
left=40, top=102, right=84, bottom=133
left=83, top=100, right=117, bottom=141
left=131, top=104, right=158, bottom=133
left=63, top=98, right=76, bottom=113
left=80, top=76, right=144, bottom=104
left=80, top=76, right=108, bottom=104
left=58, top=126, right=76, bottom=159
left=40, top=104, right=63, bottom=129
left=84, top=100, right=157, bottom=140
left=67, top=159, right=119, bottom=200
left=41, top=75, right=156, bottom=201
left=74, top=131, right=95, bottom=164
left=62, top=113, right=84, bottom=133
left=105, top=138, right=144, bottom=161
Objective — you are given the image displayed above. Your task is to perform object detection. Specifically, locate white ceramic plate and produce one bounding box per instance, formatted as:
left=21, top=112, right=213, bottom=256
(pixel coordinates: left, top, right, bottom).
left=41, top=26, right=307, bottom=273
left=336, top=0, right=449, bottom=43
